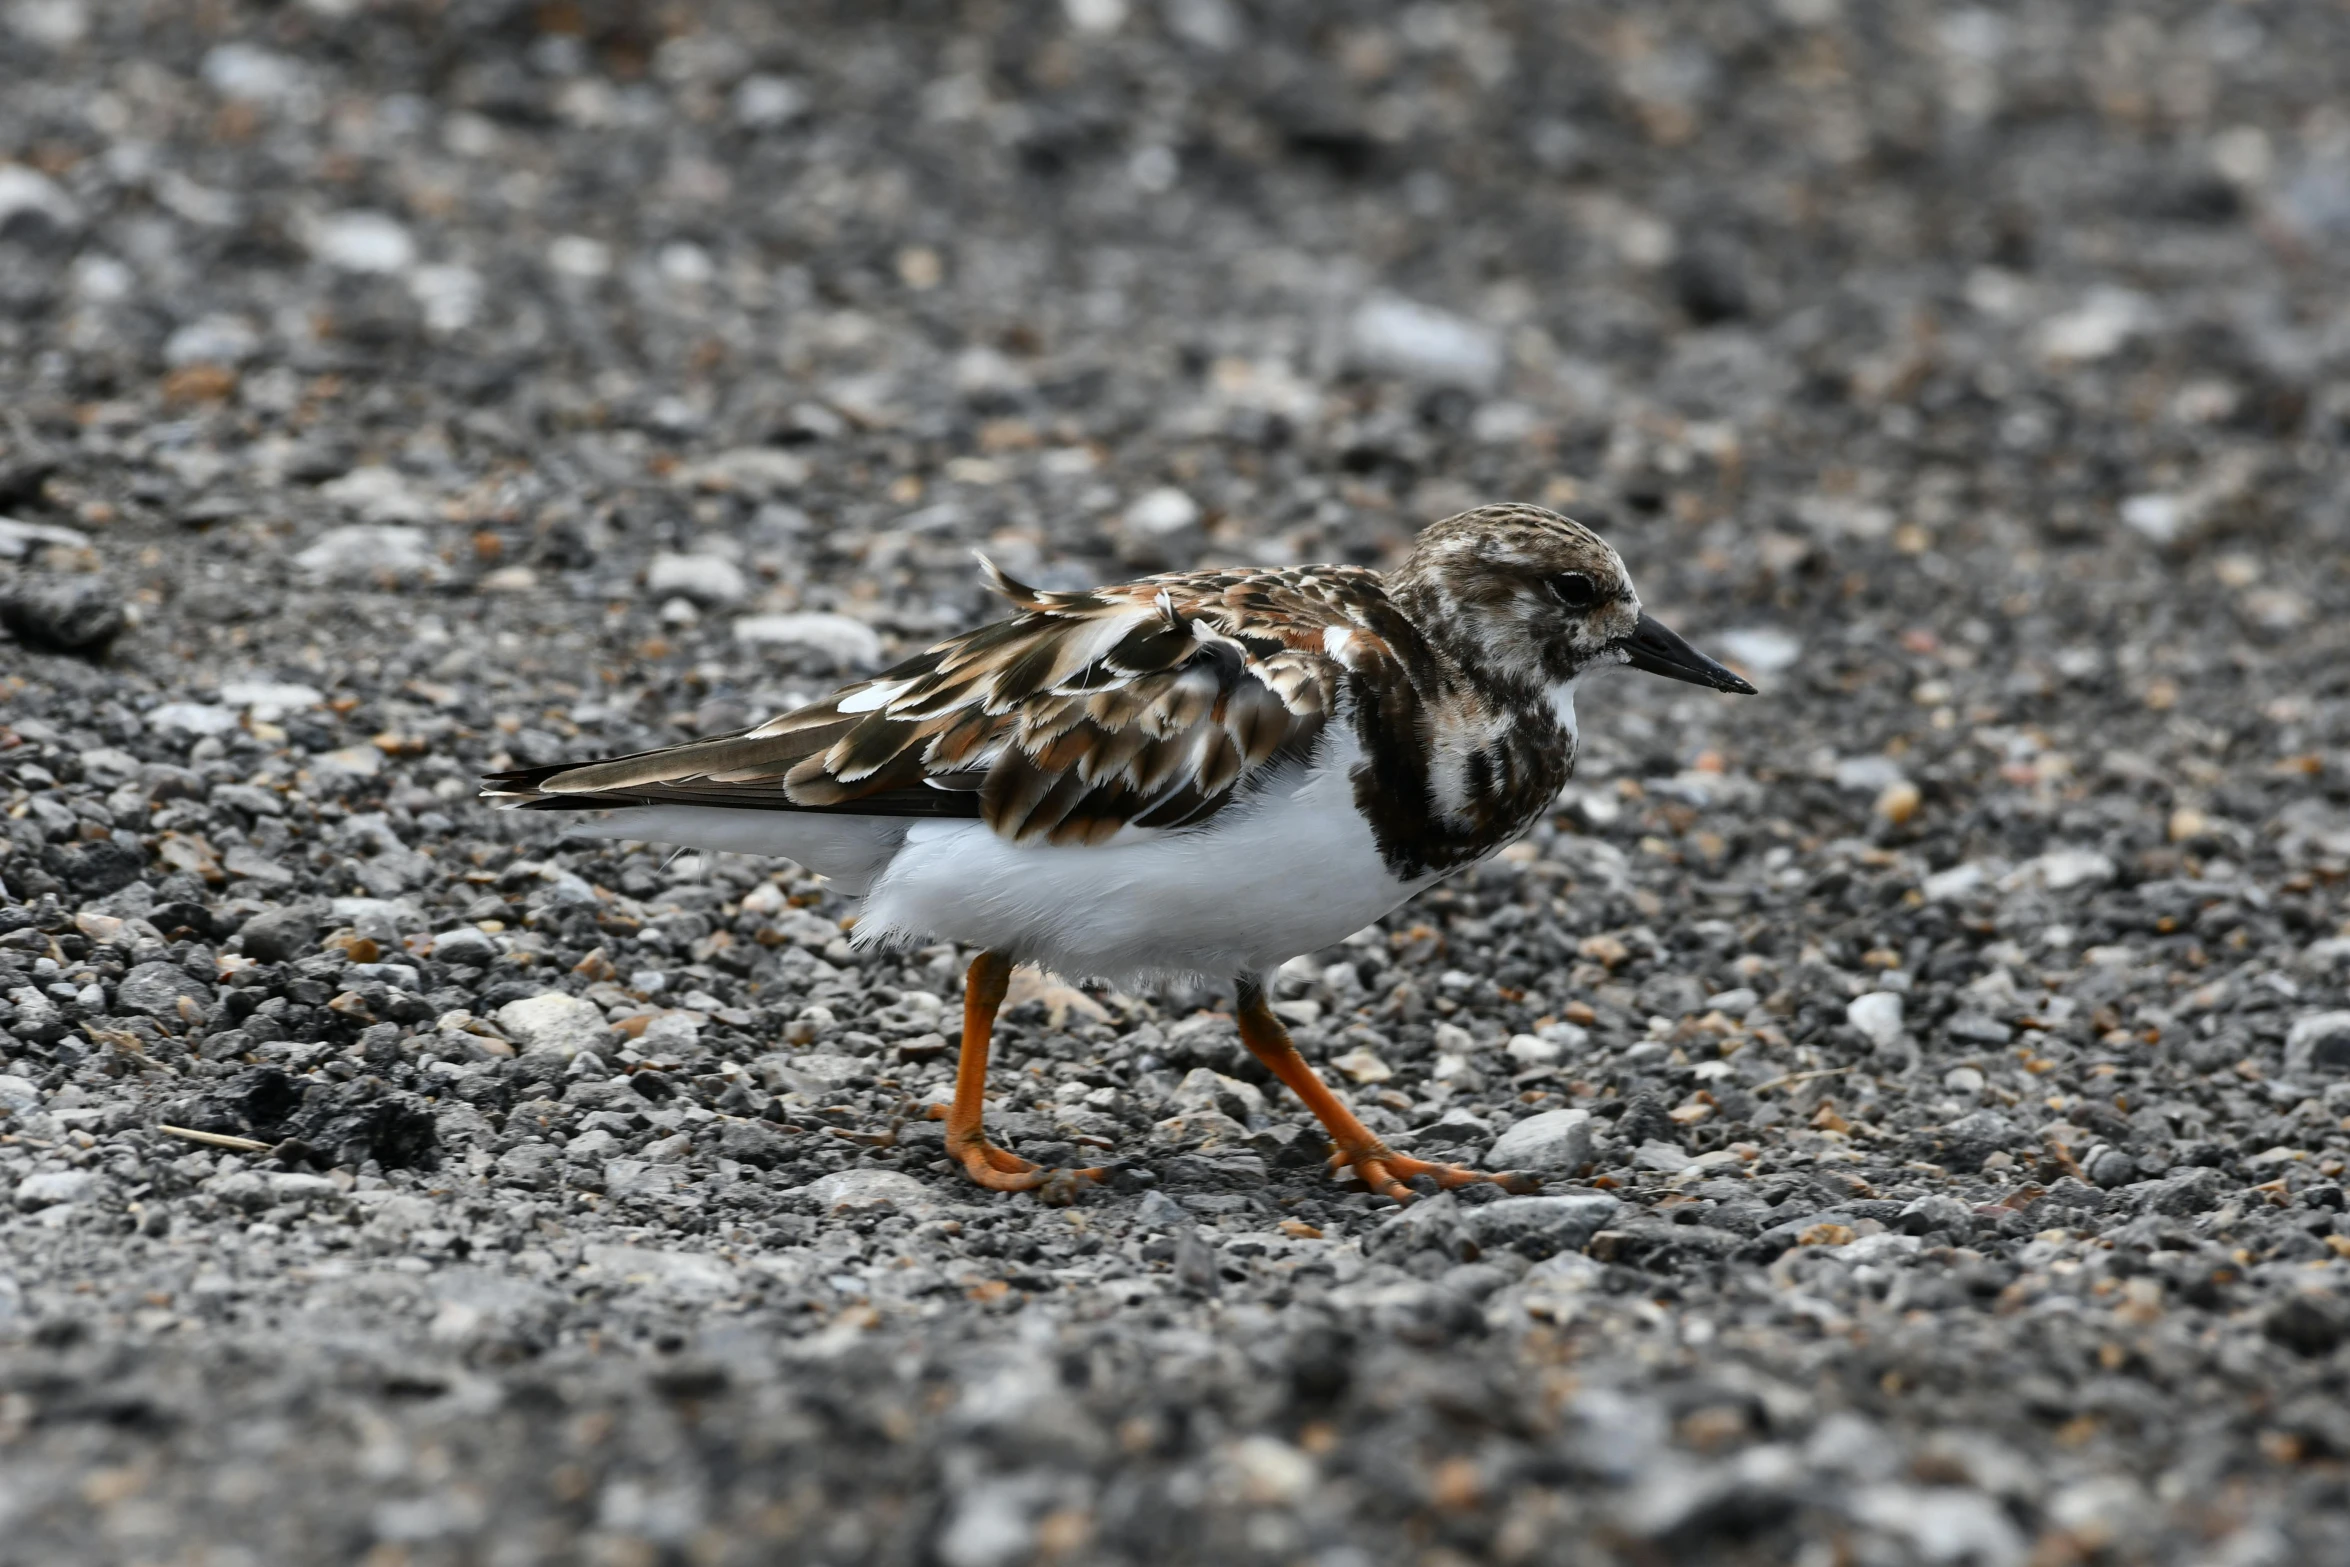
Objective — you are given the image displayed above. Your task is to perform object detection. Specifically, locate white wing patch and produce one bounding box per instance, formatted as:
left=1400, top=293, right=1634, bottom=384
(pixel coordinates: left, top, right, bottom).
left=829, top=679, right=911, bottom=717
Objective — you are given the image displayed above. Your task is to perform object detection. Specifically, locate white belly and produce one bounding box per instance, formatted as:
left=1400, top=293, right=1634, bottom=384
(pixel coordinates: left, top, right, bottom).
left=855, top=726, right=1431, bottom=985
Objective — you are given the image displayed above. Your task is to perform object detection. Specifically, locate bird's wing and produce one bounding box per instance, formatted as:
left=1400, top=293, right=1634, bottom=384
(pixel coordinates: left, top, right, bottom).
left=483, top=559, right=1404, bottom=846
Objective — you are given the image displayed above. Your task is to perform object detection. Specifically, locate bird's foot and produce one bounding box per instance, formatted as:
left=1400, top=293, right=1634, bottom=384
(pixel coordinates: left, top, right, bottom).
left=1328, top=1141, right=1540, bottom=1203
left=954, top=1140, right=1105, bottom=1204
left=927, top=1108, right=1104, bottom=1203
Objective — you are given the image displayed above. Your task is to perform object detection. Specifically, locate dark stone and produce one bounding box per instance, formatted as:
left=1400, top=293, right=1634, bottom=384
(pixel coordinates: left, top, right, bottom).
left=146, top=902, right=221, bottom=942
left=2139, top=1168, right=2231, bottom=1218
left=237, top=907, right=318, bottom=964
left=47, top=837, right=144, bottom=899
left=288, top=1079, right=439, bottom=1170
left=2264, top=1294, right=2347, bottom=1359
left=1286, top=1323, right=1355, bottom=1407
left=1, top=574, right=126, bottom=654
left=1616, top=1092, right=1675, bottom=1149
left=116, top=960, right=212, bottom=1019
left=1671, top=244, right=1752, bottom=324
left=715, top=1118, right=788, bottom=1168
left=169, top=1065, right=306, bottom=1139
left=1173, top=1230, right=1221, bottom=1296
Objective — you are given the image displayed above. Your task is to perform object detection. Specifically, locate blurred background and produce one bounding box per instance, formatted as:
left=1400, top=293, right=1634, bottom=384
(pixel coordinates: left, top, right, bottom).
left=2, top=0, right=2347, bottom=826
left=5, top=4, right=2348, bottom=640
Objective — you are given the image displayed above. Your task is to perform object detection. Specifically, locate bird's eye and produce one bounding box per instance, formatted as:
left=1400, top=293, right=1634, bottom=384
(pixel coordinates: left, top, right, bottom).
left=1548, top=573, right=1600, bottom=611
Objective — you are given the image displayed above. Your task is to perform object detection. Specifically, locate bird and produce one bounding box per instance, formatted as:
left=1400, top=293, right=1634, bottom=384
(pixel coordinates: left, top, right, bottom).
left=483, top=504, right=1756, bottom=1203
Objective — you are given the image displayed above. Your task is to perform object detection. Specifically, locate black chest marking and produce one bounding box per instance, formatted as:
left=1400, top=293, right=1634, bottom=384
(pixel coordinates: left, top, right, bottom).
left=1341, top=602, right=1572, bottom=881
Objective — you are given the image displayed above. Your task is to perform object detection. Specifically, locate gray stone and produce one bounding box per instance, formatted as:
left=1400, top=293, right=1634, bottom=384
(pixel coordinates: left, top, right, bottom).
left=1945, top=1110, right=2024, bottom=1146
left=732, top=612, right=884, bottom=669
left=1460, top=1194, right=1621, bottom=1259
left=1, top=574, right=126, bottom=654
left=0, top=163, right=78, bottom=234
left=497, top=1143, right=563, bottom=1188
left=292, top=525, right=441, bottom=585
left=581, top=1244, right=739, bottom=1297
left=335, top=813, right=430, bottom=894
left=564, top=1128, right=619, bottom=1163
left=1414, top=1106, right=1495, bottom=1148
left=1897, top=1194, right=1976, bottom=1237
left=307, top=209, right=414, bottom=273
left=602, top=1160, right=687, bottom=1201
left=1847, top=991, right=1905, bottom=1048
left=266, top=1172, right=340, bottom=1203
left=15, top=1169, right=99, bottom=1208
left=1636, top=973, right=1707, bottom=1018
left=2285, top=1011, right=2350, bottom=1075
left=2084, top=1145, right=2137, bottom=1189
left=1172, top=1068, right=1266, bottom=1126
left=1944, top=1012, right=2014, bottom=1046
left=801, top=1169, right=932, bottom=1213
left=1633, top=1139, right=1695, bottom=1172
left=148, top=701, right=239, bottom=736
left=646, top=551, right=748, bottom=606
left=0, top=517, right=89, bottom=561
left=238, top=907, right=318, bottom=964
left=205, top=1171, right=279, bottom=1211
left=1487, top=1108, right=1595, bottom=1172
left=2137, top=1167, right=2230, bottom=1218
left=116, top=960, right=211, bottom=1018
left=1347, top=294, right=1503, bottom=390
left=673, top=447, right=808, bottom=496
left=1135, top=1189, right=1193, bottom=1230
left=493, top=992, right=611, bottom=1057
left=430, top=926, right=498, bottom=966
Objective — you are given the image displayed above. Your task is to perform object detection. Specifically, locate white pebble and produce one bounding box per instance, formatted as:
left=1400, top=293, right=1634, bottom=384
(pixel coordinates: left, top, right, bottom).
left=1847, top=991, right=1905, bottom=1049
left=163, top=314, right=260, bottom=367
left=646, top=551, right=748, bottom=607
left=309, top=210, right=415, bottom=273
left=732, top=611, right=883, bottom=669
left=1123, top=486, right=1200, bottom=537
left=1715, top=627, right=1802, bottom=674
left=293, top=524, right=440, bottom=584
left=0, top=162, right=78, bottom=230
left=1347, top=294, right=1504, bottom=391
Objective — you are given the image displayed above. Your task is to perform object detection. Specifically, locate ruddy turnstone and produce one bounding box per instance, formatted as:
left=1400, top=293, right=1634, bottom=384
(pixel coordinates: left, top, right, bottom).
left=484, top=505, right=1754, bottom=1202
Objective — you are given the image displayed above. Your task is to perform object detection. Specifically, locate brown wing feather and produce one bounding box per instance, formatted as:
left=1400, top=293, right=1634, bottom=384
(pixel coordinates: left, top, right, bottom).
left=485, top=559, right=1406, bottom=842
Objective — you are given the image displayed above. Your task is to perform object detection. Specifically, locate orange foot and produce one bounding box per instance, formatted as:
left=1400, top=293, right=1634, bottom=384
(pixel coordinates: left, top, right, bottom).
left=925, top=1106, right=1106, bottom=1204
left=1328, top=1141, right=1540, bottom=1203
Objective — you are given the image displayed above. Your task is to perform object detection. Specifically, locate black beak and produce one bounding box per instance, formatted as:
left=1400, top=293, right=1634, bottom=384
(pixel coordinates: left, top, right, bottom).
left=1621, top=612, right=1758, bottom=694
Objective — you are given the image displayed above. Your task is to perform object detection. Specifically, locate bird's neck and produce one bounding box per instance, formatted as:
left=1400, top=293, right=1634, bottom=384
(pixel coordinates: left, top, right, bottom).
left=1383, top=572, right=1552, bottom=721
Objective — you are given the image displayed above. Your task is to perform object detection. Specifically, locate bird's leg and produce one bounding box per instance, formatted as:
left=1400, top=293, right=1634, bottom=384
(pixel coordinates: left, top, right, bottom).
left=926, top=952, right=1104, bottom=1203
left=1234, top=976, right=1538, bottom=1203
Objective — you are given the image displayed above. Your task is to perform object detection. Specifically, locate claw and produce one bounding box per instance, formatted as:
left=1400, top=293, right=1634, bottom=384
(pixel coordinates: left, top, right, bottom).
left=1036, top=1166, right=1104, bottom=1206
left=950, top=1135, right=1105, bottom=1198
left=1327, top=1142, right=1540, bottom=1204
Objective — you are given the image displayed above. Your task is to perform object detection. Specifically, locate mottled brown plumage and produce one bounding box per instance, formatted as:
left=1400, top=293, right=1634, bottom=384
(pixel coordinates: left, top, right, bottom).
left=486, top=504, right=1749, bottom=881
left=485, top=505, right=1756, bottom=1204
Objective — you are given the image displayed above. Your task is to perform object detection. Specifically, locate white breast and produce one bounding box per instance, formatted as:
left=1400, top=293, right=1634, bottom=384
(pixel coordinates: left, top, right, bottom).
left=853, top=724, right=1430, bottom=985
left=1551, top=670, right=1589, bottom=743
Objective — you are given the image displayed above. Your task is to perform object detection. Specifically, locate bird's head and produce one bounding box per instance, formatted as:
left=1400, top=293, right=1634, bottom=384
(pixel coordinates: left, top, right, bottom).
left=1387, top=503, right=1758, bottom=699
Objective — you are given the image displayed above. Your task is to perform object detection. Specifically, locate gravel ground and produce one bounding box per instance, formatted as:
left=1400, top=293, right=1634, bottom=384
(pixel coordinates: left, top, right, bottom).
left=5, top=3, right=2350, bottom=1564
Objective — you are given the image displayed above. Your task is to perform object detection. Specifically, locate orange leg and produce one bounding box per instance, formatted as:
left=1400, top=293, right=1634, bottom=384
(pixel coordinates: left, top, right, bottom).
left=925, top=952, right=1104, bottom=1204
left=1235, top=978, right=1538, bottom=1203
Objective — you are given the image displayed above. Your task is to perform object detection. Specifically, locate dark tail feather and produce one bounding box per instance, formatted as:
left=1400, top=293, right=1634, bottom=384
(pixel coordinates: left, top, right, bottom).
left=480, top=761, right=983, bottom=819
left=480, top=760, right=576, bottom=805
